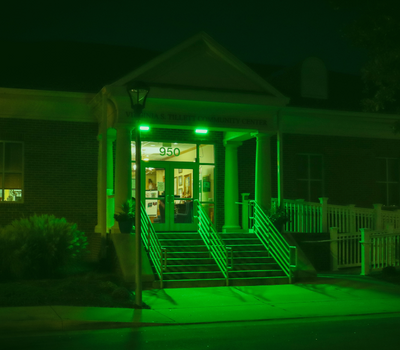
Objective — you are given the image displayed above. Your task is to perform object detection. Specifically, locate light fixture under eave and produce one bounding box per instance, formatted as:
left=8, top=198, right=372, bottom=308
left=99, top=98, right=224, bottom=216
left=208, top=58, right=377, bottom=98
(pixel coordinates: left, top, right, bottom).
left=195, top=129, right=208, bottom=134
left=139, top=125, right=150, bottom=131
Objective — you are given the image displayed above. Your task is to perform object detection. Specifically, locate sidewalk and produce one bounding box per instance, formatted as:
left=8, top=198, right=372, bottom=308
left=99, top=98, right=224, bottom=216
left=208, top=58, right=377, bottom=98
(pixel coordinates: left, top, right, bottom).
left=1, top=272, right=400, bottom=333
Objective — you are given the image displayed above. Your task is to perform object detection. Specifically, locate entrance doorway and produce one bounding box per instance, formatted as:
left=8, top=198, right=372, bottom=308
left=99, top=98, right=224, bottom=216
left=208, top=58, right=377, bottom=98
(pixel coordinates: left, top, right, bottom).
left=142, top=162, right=199, bottom=231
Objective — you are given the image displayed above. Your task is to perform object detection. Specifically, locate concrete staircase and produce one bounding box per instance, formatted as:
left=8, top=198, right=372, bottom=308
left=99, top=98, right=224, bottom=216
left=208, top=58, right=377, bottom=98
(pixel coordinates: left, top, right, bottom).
left=149, top=231, right=289, bottom=288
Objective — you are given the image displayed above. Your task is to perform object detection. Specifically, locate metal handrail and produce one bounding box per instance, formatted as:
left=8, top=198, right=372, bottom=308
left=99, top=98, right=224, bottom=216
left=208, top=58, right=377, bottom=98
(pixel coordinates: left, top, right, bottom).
left=194, top=199, right=233, bottom=286
left=249, top=200, right=297, bottom=283
left=140, top=202, right=167, bottom=288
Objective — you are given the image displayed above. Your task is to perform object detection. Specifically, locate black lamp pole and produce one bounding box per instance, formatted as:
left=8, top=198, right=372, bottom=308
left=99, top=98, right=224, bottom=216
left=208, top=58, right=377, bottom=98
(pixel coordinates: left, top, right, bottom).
left=127, top=82, right=149, bottom=308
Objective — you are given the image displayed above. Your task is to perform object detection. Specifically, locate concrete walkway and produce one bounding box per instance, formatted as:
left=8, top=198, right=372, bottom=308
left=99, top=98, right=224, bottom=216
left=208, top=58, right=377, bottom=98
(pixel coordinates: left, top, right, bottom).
left=1, top=272, right=400, bottom=333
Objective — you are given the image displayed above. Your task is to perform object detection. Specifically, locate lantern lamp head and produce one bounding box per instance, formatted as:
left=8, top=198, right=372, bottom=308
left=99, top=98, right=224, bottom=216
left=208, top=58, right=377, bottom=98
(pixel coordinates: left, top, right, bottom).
left=126, top=81, right=149, bottom=117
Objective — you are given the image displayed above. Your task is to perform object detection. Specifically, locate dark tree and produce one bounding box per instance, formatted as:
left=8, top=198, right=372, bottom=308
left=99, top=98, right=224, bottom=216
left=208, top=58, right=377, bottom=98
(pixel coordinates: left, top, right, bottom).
left=329, top=0, right=400, bottom=114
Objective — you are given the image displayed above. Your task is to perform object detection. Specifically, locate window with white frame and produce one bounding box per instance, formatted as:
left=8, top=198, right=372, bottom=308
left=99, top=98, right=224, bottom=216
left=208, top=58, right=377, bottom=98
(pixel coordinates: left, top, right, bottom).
left=296, top=154, right=323, bottom=202
left=0, top=141, right=24, bottom=202
left=377, top=157, right=399, bottom=206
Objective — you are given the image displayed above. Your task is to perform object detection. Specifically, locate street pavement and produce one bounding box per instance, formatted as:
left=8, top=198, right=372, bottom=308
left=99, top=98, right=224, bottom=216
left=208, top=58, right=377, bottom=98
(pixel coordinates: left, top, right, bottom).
left=1, top=271, right=400, bottom=333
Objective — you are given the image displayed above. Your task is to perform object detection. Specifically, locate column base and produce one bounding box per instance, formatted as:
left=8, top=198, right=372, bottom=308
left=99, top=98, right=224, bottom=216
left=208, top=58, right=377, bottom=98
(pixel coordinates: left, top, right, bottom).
left=222, top=225, right=242, bottom=233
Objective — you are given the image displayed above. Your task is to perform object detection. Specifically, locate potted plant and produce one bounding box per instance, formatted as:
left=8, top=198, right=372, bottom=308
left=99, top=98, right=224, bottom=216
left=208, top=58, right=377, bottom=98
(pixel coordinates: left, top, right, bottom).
left=268, top=207, right=291, bottom=232
left=114, top=200, right=135, bottom=234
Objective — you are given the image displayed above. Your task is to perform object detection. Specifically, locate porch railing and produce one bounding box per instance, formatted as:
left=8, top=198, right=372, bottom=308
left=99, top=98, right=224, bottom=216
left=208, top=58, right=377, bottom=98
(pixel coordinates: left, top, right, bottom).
left=270, top=198, right=398, bottom=234
left=194, top=199, right=233, bottom=286
left=329, top=226, right=400, bottom=273
left=140, top=202, right=167, bottom=288
left=249, top=200, right=297, bottom=283
left=360, top=228, right=400, bottom=275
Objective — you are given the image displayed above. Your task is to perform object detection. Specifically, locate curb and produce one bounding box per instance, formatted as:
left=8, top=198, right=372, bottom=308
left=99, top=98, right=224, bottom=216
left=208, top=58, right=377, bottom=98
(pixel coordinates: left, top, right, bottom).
left=3, top=310, right=400, bottom=333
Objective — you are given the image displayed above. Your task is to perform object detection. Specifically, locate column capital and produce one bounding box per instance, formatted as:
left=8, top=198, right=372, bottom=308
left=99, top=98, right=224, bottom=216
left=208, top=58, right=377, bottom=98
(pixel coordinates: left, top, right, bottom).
left=114, top=122, right=135, bottom=131
left=223, top=140, right=242, bottom=148
left=252, top=132, right=274, bottom=139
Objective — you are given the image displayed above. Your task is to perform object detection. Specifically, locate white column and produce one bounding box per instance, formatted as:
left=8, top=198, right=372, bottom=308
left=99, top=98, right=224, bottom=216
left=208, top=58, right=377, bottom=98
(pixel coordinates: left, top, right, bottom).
left=106, top=129, right=116, bottom=231
left=223, top=141, right=242, bottom=232
left=255, top=133, right=272, bottom=211
left=95, top=134, right=103, bottom=234
left=113, top=125, right=133, bottom=233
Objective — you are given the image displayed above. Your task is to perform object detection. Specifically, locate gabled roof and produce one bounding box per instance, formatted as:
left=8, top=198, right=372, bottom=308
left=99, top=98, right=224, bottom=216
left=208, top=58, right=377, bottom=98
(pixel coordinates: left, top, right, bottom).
left=110, top=32, right=287, bottom=99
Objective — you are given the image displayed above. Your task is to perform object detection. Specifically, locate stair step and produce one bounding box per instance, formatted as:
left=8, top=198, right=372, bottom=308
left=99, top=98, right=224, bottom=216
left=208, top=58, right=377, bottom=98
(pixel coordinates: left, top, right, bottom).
left=161, top=245, right=209, bottom=252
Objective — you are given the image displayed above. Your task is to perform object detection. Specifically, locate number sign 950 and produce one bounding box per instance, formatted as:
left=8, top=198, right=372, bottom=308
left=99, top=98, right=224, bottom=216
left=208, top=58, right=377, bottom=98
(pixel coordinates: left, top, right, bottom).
left=160, top=147, right=180, bottom=157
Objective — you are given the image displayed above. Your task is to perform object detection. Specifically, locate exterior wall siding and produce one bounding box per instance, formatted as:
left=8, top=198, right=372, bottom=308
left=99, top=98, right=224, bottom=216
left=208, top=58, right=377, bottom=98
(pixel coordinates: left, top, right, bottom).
left=0, top=118, right=98, bottom=238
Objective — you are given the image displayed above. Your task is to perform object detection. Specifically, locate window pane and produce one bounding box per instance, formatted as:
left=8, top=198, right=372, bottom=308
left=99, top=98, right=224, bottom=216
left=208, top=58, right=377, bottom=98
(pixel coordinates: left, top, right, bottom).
left=0, top=143, right=3, bottom=171
left=174, top=200, right=194, bottom=224
left=310, top=181, right=323, bottom=203
left=145, top=167, right=166, bottom=197
left=5, top=143, right=22, bottom=172
left=296, top=155, right=308, bottom=179
left=297, top=180, right=308, bottom=200
left=4, top=189, right=22, bottom=202
left=388, top=183, right=400, bottom=206
left=377, top=158, right=387, bottom=182
left=310, top=155, right=322, bottom=180
left=199, top=144, right=215, bottom=163
left=4, top=173, right=22, bottom=188
left=200, top=165, right=214, bottom=202
left=141, top=142, right=197, bottom=162
left=378, top=182, right=387, bottom=206
left=146, top=199, right=165, bottom=223
left=388, top=159, right=399, bottom=182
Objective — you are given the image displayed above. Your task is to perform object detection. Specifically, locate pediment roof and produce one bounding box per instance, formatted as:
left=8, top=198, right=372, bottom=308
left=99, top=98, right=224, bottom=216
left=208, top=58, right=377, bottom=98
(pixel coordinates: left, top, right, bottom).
left=110, top=32, right=286, bottom=99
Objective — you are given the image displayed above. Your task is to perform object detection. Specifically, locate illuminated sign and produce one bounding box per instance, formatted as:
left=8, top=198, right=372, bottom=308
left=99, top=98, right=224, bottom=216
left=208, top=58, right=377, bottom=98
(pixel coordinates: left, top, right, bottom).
left=160, top=147, right=180, bottom=157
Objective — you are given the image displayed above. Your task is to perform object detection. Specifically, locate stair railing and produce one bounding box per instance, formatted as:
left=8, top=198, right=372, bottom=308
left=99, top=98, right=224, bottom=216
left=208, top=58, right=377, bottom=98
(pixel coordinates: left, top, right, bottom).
left=140, top=202, right=167, bottom=288
left=249, top=200, right=297, bottom=283
left=194, top=200, right=233, bottom=286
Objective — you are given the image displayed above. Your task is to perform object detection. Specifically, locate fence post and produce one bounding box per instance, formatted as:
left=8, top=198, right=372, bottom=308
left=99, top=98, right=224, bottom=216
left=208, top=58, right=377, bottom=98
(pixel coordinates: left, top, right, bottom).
left=329, top=227, right=339, bottom=271
left=373, top=203, right=383, bottom=231
left=295, top=199, right=305, bottom=232
left=360, top=228, right=372, bottom=276
left=241, top=193, right=250, bottom=231
left=347, top=204, right=356, bottom=233
left=319, top=197, right=329, bottom=233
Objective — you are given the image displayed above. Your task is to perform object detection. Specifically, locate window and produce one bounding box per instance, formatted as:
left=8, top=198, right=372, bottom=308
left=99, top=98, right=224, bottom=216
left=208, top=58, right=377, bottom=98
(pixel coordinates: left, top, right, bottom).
left=0, top=141, right=24, bottom=202
left=377, top=158, right=399, bottom=206
left=296, top=154, right=323, bottom=202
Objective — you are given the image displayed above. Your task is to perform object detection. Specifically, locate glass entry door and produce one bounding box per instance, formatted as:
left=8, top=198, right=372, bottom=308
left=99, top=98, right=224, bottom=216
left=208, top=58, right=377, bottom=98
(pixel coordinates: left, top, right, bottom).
left=142, top=162, right=198, bottom=232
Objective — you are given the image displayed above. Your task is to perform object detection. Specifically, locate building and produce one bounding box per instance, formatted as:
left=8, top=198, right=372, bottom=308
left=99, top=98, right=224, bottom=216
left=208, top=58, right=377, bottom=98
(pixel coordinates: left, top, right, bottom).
left=1, top=33, right=399, bottom=285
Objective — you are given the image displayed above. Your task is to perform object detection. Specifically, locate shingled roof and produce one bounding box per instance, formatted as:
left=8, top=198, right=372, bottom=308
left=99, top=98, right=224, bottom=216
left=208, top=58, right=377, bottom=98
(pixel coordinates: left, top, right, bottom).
left=0, top=40, right=365, bottom=113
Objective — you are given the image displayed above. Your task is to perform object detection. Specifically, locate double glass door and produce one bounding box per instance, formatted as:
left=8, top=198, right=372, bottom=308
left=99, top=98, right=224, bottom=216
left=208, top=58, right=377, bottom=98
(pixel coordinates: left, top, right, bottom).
left=142, top=162, right=198, bottom=231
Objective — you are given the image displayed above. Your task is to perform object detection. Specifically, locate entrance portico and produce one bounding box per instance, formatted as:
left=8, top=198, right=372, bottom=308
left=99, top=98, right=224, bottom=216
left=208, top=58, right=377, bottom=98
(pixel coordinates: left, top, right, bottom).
left=94, top=32, right=289, bottom=238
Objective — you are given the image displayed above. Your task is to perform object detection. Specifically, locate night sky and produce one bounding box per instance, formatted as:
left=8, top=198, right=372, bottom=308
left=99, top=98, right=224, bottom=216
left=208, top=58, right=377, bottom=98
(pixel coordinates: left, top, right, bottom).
left=1, top=0, right=366, bottom=74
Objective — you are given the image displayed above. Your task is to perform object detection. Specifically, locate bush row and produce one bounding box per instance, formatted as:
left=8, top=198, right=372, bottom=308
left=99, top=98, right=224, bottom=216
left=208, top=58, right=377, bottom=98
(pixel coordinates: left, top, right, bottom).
left=0, top=214, right=89, bottom=280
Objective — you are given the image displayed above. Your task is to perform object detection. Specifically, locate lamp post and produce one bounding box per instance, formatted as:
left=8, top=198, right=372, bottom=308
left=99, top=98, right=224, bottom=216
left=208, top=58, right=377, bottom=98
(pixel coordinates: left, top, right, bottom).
left=127, top=82, right=149, bottom=308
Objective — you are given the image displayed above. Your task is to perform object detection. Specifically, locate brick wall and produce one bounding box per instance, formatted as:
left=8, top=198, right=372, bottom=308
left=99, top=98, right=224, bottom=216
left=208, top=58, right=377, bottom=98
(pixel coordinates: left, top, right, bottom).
left=283, top=134, right=400, bottom=207
left=0, top=118, right=98, bottom=237
left=237, top=133, right=400, bottom=212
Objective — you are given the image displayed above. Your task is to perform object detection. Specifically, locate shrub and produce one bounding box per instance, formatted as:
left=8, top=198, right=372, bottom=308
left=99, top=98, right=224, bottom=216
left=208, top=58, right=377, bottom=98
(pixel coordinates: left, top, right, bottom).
left=0, top=214, right=88, bottom=280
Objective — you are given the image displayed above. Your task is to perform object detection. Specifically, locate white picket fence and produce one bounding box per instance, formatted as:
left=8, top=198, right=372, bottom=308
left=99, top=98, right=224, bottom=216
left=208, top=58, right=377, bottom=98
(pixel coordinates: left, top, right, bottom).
left=329, top=226, right=400, bottom=274
left=271, top=198, right=399, bottom=234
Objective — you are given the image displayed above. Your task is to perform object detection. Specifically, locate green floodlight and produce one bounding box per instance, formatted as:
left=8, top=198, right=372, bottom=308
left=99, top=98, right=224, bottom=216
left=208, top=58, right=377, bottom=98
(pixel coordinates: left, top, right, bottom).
left=139, top=125, right=150, bottom=131
left=195, top=129, right=208, bottom=134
